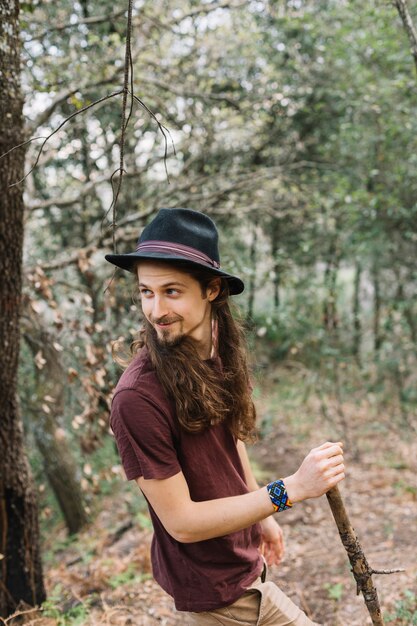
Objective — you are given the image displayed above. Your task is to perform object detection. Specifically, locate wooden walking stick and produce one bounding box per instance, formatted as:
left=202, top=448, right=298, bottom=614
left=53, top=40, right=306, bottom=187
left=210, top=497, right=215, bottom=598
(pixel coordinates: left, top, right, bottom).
left=326, top=486, right=403, bottom=626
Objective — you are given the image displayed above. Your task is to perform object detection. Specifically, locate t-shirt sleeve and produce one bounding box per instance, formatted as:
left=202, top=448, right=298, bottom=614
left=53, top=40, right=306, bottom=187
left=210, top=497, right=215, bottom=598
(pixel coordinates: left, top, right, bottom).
left=110, top=388, right=181, bottom=481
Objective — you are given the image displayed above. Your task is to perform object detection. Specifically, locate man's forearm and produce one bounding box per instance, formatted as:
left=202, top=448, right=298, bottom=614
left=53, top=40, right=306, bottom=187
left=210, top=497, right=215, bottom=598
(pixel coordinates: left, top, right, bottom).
left=169, top=486, right=274, bottom=543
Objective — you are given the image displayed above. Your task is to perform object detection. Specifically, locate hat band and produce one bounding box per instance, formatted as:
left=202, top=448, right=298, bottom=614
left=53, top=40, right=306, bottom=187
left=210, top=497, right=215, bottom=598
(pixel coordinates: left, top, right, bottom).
left=136, top=240, right=221, bottom=269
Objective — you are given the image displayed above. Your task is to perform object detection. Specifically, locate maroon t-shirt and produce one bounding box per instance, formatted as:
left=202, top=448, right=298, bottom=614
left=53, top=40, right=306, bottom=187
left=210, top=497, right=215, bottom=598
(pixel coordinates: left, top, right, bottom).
left=110, top=347, right=263, bottom=612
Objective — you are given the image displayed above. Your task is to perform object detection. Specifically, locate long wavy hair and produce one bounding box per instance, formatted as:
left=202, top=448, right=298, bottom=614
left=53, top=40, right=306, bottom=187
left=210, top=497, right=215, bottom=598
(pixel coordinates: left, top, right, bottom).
left=117, top=265, right=257, bottom=441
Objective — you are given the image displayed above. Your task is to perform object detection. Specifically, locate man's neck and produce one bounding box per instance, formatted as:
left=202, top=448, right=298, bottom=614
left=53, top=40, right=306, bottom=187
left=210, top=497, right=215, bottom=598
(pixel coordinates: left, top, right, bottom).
left=196, top=337, right=212, bottom=360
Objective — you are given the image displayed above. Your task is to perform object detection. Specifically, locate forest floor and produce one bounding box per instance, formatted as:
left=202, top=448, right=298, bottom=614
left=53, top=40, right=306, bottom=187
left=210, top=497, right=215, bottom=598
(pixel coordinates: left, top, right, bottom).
left=13, top=366, right=417, bottom=626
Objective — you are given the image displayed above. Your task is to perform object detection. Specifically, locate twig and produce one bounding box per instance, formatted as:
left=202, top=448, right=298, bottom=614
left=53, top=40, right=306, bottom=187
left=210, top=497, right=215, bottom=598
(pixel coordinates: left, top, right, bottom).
left=370, top=568, right=405, bottom=575
left=130, top=92, right=176, bottom=168
left=0, top=605, right=40, bottom=624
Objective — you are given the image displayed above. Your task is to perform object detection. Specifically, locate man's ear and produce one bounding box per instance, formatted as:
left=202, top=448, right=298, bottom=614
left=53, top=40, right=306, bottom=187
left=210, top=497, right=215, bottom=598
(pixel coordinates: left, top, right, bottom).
left=207, top=278, right=221, bottom=302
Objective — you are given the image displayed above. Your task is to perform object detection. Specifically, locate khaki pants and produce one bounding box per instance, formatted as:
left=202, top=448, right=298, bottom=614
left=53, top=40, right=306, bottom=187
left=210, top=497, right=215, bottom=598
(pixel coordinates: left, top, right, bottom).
left=183, top=575, right=320, bottom=625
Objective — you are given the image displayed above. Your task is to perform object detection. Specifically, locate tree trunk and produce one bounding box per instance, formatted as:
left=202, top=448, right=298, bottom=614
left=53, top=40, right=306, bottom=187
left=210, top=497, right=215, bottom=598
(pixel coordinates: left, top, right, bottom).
left=246, top=220, right=258, bottom=322
left=22, top=303, right=89, bottom=535
left=372, top=261, right=382, bottom=355
left=0, top=0, right=46, bottom=615
left=394, top=0, right=417, bottom=74
left=352, top=259, right=362, bottom=364
left=270, top=219, right=280, bottom=310
left=395, top=275, right=417, bottom=345
left=323, top=256, right=339, bottom=332
left=34, top=430, right=88, bottom=536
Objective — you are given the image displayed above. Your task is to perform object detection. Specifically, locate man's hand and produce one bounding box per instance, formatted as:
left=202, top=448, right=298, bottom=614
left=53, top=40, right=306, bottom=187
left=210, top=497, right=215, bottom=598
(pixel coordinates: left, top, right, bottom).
left=284, top=441, right=345, bottom=504
left=260, top=516, right=285, bottom=566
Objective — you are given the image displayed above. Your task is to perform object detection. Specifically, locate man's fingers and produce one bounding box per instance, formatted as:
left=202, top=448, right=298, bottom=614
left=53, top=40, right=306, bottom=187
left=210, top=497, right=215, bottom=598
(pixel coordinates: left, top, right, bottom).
left=329, top=470, right=346, bottom=487
left=317, top=442, right=344, bottom=458
left=327, top=453, right=344, bottom=467
left=325, top=463, right=345, bottom=478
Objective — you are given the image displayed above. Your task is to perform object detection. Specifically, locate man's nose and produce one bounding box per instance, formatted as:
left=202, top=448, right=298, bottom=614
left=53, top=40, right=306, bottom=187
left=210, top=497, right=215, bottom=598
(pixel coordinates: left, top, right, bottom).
left=152, top=295, right=168, bottom=319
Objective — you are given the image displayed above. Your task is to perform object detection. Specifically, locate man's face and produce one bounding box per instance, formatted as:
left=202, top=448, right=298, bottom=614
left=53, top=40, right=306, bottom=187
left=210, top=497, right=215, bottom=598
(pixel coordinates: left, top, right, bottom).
left=137, top=261, right=220, bottom=352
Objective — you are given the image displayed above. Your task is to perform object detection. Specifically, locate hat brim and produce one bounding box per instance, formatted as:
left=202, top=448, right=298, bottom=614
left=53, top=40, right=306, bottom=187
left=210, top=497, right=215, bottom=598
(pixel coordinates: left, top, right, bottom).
left=105, top=251, right=244, bottom=295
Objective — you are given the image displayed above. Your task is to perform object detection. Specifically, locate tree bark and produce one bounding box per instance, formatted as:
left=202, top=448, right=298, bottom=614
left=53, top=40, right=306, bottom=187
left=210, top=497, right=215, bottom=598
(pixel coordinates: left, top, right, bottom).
left=22, top=303, right=89, bottom=535
left=0, top=0, right=46, bottom=615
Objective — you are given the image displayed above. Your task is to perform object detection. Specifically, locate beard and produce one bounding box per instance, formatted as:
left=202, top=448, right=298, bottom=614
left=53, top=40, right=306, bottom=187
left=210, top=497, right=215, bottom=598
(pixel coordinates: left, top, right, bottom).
left=150, top=318, right=185, bottom=348
left=156, top=327, right=185, bottom=348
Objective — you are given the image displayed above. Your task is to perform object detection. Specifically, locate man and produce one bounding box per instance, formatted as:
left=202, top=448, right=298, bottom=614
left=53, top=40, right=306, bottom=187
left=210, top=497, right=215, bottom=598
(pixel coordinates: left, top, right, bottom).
left=106, top=208, right=345, bottom=625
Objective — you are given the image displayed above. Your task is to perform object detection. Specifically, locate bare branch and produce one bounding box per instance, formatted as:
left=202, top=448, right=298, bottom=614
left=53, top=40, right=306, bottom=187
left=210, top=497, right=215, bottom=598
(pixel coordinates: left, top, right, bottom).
left=3, top=90, right=172, bottom=190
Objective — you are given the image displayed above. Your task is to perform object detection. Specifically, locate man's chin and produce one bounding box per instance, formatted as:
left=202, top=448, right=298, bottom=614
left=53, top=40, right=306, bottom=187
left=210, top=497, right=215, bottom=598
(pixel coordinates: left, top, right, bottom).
left=155, top=329, right=184, bottom=348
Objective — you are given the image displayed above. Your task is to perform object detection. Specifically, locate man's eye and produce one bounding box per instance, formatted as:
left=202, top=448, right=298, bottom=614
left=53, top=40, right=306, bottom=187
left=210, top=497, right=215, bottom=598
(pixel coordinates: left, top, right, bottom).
left=140, top=289, right=152, bottom=297
left=166, top=289, right=179, bottom=295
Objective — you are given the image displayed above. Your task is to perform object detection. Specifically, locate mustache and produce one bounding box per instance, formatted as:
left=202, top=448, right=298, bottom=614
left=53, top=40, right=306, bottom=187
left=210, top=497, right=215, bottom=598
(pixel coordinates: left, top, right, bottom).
left=150, top=315, right=183, bottom=325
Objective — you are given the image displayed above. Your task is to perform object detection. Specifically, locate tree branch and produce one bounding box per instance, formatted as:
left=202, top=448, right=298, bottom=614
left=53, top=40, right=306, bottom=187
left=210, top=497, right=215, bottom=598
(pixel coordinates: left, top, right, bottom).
left=326, top=486, right=403, bottom=626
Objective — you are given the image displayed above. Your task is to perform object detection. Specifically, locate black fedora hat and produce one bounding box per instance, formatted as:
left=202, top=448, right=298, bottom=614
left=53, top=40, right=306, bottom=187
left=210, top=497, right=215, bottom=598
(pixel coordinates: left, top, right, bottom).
left=105, top=208, right=244, bottom=295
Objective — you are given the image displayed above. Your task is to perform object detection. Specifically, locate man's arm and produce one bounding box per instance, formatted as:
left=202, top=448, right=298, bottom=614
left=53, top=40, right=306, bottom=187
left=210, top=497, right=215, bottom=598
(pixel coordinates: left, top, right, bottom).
left=136, top=441, right=345, bottom=543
